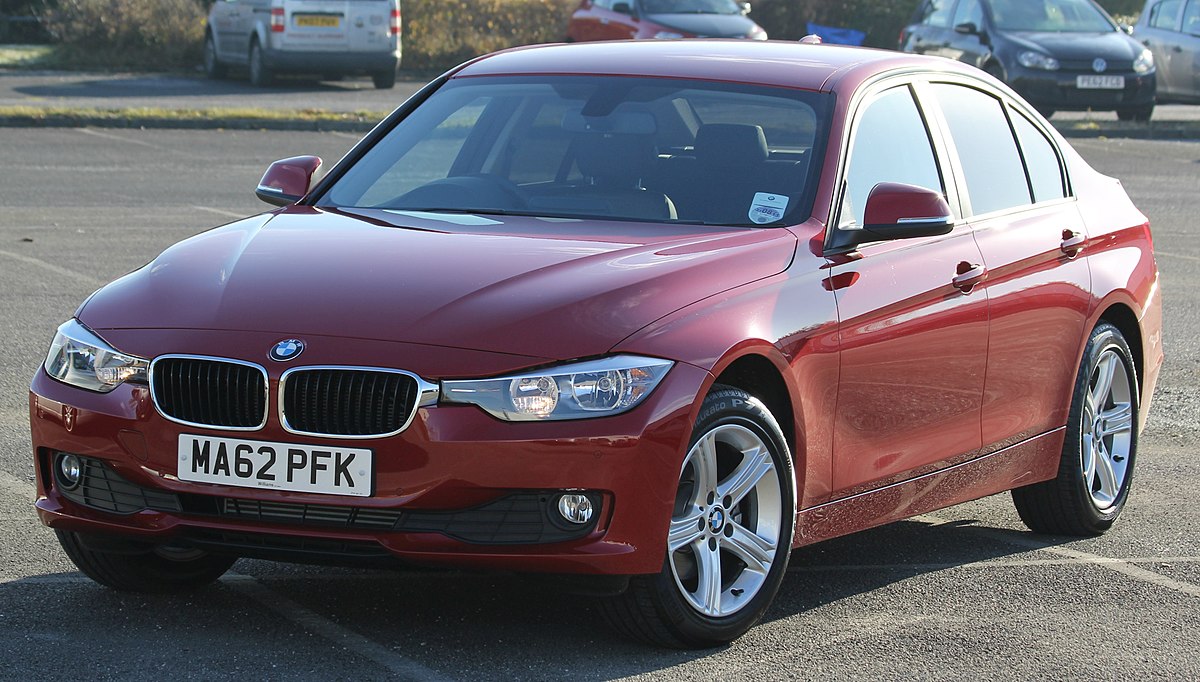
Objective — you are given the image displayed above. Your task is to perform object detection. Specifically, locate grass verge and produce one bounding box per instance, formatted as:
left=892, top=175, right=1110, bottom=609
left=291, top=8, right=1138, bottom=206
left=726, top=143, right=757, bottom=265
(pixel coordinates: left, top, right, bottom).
left=0, top=105, right=392, bottom=131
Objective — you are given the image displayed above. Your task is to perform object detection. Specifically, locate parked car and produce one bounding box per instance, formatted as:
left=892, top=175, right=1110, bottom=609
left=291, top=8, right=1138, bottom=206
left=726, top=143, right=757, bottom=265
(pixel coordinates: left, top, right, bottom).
left=31, top=40, right=1162, bottom=648
left=566, top=0, right=766, bottom=41
left=204, top=0, right=402, bottom=89
left=900, top=0, right=1157, bottom=119
left=1134, top=0, right=1200, bottom=102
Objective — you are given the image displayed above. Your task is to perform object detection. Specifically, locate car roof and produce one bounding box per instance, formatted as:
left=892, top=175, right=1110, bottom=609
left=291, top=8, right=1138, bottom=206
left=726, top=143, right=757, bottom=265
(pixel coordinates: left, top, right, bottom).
left=451, top=40, right=970, bottom=93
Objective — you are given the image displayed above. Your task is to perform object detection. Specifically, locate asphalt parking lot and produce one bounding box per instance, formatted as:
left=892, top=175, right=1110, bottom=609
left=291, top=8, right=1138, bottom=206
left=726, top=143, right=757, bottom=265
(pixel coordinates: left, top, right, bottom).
left=0, top=128, right=1198, bottom=680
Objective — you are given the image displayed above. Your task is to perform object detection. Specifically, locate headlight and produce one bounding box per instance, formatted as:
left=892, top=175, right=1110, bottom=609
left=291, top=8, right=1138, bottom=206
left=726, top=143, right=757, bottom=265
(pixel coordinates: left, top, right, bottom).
left=1134, top=48, right=1154, bottom=74
left=442, top=355, right=673, bottom=421
left=654, top=31, right=684, bottom=39
left=747, top=27, right=768, bottom=40
left=1018, top=51, right=1059, bottom=71
left=44, top=319, right=148, bottom=393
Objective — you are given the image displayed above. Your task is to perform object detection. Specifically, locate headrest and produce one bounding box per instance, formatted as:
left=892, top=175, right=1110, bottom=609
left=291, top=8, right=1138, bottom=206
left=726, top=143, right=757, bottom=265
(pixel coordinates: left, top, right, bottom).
left=575, top=133, right=654, bottom=186
left=695, top=124, right=769, bottom=166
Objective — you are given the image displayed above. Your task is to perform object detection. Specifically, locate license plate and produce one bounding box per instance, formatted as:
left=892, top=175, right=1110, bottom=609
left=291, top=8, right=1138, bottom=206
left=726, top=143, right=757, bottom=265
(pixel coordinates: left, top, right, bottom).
left=295, top=14, right=340, bottom=28
left=1076, top=75, right=1124, bottom=90
left=178, top=435, right=372, bottom=497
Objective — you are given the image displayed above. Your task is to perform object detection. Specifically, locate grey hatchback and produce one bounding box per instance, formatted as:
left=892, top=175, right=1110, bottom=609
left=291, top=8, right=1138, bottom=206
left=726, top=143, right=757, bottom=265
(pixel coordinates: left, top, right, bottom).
left=900, top=0, right=1157, bottom=119
left=1134, top=0, right=1200, bottom=103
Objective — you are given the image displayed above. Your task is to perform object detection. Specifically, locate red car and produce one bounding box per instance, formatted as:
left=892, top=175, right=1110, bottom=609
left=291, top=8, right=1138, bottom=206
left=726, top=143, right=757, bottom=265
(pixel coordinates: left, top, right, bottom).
left=30, top=40, right=1162, bottom=648
left=566, top=0, right=767, bottom=41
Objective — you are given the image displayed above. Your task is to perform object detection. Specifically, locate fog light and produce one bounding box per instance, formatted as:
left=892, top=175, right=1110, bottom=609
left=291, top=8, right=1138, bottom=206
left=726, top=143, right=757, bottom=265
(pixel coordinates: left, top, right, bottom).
left=557, top=494, right=594, bottom=525
left=57, top=453, right=82, bottom=490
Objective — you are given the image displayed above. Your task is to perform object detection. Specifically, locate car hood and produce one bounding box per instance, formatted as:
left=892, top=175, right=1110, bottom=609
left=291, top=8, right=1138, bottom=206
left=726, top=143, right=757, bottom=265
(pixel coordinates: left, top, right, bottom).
left=646, top=13, right=758, bottom=37
left=79, top=207, right=796, bottom=360
left=1003, top=30, right=1143, bottom=62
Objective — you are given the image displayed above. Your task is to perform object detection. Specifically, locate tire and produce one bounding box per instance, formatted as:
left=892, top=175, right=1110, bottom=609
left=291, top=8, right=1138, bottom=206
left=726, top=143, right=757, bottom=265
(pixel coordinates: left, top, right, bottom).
left=1012, top=322, right=1138, bottom=535
left=248, top=39, right=274, bottom=87
left=1117, top=105, right=1154, bottom=122
left=600, top=386, right=795, bottom=648
left=983, top=62, right=1006, bottom=83
left=203, top=33, right=226, bottom=79
left=372, top=70, right=396, bottom=89
left=57, top=530, right=235, bottom=593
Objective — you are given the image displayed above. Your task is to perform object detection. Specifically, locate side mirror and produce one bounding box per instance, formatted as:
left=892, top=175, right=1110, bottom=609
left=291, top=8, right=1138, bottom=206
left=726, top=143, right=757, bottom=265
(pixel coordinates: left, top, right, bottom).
left=256, top=155, right=323, bottom=207
left=954, top=21, right=978, bottom=35
left=830, top=182, right=953, bottom=252
left=739, top=2, right=752, bottom=15
left=612, top=1, right=633, bottom=15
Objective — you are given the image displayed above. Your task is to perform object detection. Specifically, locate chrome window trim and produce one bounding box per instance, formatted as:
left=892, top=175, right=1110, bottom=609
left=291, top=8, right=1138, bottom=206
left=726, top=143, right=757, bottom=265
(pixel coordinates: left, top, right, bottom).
left=278, top=365, right=439, bottom=440
left=148, top=354, right=270, bottom=432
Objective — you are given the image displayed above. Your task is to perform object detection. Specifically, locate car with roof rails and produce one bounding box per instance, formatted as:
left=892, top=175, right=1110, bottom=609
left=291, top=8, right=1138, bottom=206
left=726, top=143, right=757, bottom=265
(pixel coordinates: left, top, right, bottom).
left=31, top=39, right=1161, bottom=647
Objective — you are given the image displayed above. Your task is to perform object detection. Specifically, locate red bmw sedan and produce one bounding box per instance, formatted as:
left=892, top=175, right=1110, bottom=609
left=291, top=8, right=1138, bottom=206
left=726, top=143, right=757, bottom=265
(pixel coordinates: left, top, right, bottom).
left=30, top=40, right=1162, bottom=647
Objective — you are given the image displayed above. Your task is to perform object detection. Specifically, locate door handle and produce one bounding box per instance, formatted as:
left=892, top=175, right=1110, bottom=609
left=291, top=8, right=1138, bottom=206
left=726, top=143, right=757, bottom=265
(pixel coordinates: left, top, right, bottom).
left=1060, top=229, right=1086, bottom=257
left=952, top=262, right=987, bottom=292
left=1174, top=45, right=1184, bottom=53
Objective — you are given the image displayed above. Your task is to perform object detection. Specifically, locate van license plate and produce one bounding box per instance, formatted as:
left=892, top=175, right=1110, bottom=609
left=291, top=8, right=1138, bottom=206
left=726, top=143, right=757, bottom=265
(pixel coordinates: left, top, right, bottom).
left=178, top=435, right=372, bottom=497
left=295, top=14, right=341, bottom=28
left=1076, top=75, right=1124, bottom=89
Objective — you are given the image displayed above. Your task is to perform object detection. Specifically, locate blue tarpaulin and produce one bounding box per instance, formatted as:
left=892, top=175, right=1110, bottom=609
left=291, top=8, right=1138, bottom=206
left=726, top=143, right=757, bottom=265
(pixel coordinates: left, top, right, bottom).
left=805, top=22, right=866, bottom=46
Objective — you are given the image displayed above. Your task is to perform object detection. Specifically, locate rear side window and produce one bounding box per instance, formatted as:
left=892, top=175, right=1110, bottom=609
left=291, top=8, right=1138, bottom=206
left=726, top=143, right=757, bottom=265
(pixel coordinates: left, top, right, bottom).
left=930, top=83, right=1030, bottom=215
left=1011, top=112, right=1067, bottom=203
left=841, top=86, right=943, bottom=228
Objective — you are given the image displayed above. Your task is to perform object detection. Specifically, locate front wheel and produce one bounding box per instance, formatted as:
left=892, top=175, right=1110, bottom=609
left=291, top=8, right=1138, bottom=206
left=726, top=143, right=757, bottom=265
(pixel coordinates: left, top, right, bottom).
left=1012, top=322, right=1139, bottom=535
left=57, top=530, right=236, bottom=592
left=600, top=386, right=795, bottom=648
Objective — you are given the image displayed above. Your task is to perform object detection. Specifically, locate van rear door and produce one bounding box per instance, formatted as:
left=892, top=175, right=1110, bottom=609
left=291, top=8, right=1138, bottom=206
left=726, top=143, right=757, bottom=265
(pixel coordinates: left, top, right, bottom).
left=277, top=0, right=395, bottom=53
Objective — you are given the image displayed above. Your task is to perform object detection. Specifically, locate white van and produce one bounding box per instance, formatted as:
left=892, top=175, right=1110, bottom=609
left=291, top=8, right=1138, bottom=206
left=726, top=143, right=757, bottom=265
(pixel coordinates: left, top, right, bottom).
left=205, top=0, right=402, bottom=89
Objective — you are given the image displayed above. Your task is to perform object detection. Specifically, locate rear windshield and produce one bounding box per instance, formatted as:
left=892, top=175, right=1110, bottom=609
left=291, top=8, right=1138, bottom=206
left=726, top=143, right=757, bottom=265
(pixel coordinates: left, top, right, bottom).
left=989, top=0, right=1115, bottom=32
left=318, top=76, right=829, bottom=227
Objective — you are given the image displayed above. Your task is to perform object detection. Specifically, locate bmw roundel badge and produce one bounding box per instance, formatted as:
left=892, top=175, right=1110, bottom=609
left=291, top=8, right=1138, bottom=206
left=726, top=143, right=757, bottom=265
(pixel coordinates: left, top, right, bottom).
left=269, top=339, right=305, bottom=362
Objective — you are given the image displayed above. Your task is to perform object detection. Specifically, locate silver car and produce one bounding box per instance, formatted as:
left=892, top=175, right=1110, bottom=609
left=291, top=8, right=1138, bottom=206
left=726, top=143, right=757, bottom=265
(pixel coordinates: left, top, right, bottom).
left=204, top=0, right=402, bottom=89
left=1134, top=0, right=1200, bottom=102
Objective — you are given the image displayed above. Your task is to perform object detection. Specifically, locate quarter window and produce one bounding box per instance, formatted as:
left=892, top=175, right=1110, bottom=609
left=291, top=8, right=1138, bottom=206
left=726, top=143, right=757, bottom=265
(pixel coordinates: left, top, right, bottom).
left=1011, top=112, right=1066, bottom=203
left=931, top=84, right=1030, bottom=215
left=841, top=86, right=943, bottom=228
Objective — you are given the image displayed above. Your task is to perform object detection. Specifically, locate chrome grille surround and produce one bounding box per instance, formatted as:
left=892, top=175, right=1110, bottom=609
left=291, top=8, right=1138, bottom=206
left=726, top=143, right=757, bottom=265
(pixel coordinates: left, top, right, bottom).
left=149, top=355, right=269, bottom=431
left=278, top=365, right=439, bottom=439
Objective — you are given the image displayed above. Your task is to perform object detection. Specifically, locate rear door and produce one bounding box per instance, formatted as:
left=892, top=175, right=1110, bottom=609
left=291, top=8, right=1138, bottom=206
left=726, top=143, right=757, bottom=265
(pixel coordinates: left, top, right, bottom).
left=277, top=0, right=355, bottom=52
left=344, top=0, right=396, bottom=52
left=922, top=81, right=1092, bottom=452
left=1138, top=0, right=1185, bottom=96
left=1173, top=0, right=1200, bottom=99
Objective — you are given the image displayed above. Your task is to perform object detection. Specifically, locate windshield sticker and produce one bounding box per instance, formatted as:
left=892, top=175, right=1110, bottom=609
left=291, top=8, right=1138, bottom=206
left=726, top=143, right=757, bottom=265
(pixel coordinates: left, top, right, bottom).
left=748, top=193, right=789, bottom=224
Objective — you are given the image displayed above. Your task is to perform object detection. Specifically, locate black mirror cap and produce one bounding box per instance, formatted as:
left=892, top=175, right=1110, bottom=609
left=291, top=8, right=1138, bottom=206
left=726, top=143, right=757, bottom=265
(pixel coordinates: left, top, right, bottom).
left=954, top=21, right=979, bottom=35
left=612, top=1, right=634, bottom=15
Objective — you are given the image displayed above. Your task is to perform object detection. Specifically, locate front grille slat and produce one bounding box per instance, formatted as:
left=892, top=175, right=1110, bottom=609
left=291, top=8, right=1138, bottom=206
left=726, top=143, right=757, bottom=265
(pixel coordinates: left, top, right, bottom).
left=151, top=356, right=267, bottom=429
left=282, top=368, right=418, bottom=437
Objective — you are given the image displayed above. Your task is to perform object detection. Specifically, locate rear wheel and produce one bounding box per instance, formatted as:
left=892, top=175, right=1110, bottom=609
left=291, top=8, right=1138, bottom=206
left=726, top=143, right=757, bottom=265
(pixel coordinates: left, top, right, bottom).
left=372, top=70, right=396, bottom=89
left=248, top=39, right=274, bottom=87
left=203, top=33, right=226, bottom=79
left=1012, top=322, right=1138, bottom=535
left=1117, top=105, right=1154, bottom=122
left=600, top=386, right=795, bottom=648
left=57, top=530, right=235, bottom=592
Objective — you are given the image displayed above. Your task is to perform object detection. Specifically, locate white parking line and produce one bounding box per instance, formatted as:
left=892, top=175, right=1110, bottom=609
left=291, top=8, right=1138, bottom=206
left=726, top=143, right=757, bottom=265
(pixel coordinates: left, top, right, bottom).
left=76, top=128, right=181, bottom=153
left=222, top=573, right=452, bottom=681
left=915, top=515, right=1200, bottom=598
left=191, top=206, right=249, bottom=219
left=0, top=249, right=103, bottom=287
left=1155, top=250, right=1200, bottom=263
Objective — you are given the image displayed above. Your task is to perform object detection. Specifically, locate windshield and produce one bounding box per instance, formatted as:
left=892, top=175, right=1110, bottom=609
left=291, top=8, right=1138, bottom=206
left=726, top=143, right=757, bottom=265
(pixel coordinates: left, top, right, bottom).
left=641, top=0, right=741, bottom=14
left=318, top=76, right=828, bottom=227
left=989, top=0, right=1115, bottom=32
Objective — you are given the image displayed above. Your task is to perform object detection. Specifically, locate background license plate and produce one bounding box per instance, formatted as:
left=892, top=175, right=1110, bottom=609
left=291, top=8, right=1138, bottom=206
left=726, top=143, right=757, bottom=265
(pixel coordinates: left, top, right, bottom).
left=295, top=14, right=340, bottom=27
left=1076, top=75, right=1124, bottom=90
left=178, top=435, right=372, bottom=497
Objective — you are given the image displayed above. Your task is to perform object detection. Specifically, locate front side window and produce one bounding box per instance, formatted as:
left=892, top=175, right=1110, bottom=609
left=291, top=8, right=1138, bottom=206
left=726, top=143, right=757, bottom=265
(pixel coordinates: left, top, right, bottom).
left=1183, top=0, right=1200, bottom=33
left=840, top=86, right=944, bottom=228
left=931, top=83, right=1030, bottom=215
left=319, top=76, right=828, bottom=227
left=952, top=0, right=985, bottom=28
left=1149, top=0, right=1183, bottom=29
left=917, top=0, right=954, bottom=27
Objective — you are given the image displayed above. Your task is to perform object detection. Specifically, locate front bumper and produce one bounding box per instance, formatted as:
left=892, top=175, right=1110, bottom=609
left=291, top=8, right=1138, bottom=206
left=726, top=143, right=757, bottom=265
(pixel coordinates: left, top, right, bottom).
left=1008, top=66, right=1155, bottom=112
left=30, top=347, right=708, bottom=576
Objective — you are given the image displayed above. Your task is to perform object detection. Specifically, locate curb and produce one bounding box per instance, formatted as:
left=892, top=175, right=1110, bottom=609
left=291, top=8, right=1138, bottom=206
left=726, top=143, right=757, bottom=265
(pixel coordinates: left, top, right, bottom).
left=2, top=111, right=1200, bottom=140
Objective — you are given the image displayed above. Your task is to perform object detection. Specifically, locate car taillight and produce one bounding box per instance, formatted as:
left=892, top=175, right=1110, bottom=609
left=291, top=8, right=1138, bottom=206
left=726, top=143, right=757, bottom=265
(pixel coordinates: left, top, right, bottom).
left=390, top=8, right=401, bottom=35
left=271, top=7, right=285, bottom=33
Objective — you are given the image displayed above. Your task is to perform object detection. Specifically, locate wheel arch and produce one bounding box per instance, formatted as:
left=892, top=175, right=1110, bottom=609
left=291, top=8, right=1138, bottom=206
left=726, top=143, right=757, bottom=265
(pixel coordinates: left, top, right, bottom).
left=711, top=352, right=796, bottom=460
left=1097, top=301, right=1144, bottom=395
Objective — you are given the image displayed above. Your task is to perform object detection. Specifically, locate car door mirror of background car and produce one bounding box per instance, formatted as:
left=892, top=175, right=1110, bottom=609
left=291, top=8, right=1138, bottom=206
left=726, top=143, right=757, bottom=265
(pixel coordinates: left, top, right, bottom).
left=612, top=2, right=634, bottom=15
left=829, top=182, right=954, bottom=252
left=955, top=21, right=980, bottom=35
left=256, top=155, right=323, bottom=207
